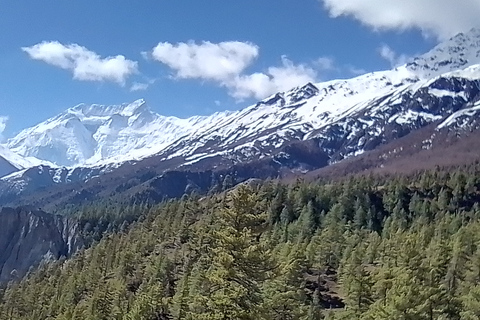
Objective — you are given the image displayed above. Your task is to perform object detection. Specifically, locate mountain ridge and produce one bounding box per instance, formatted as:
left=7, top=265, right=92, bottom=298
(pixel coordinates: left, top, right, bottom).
left=1, top=29, right=480, bottom=210
left=4, top=28, right=480, bottom=170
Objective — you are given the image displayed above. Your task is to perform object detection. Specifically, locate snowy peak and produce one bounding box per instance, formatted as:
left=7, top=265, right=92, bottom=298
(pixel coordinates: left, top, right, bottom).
left=7, top=29, right=480, bottom=170
left=253, top=83, right=320, bottom=110
left=7, top=100, right=154, bottom=166
left=6, top=99, right=210, bottom=167
left=407, top=28, right=480, bottom=78
left=285, top=82, right=319, bottom=105
left=68, top=99, right=148, bottom=118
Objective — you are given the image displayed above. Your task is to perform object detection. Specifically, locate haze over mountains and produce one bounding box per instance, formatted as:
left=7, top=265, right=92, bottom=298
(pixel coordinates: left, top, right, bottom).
left=1, top=28, right=480, bottom=209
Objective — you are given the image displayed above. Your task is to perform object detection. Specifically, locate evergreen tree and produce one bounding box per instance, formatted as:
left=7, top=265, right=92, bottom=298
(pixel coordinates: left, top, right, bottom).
left=262, top=243, right=309, bottom=320
left=339, top=242, right=373, bottom=318
left=188, top=185, right=275, bottom=319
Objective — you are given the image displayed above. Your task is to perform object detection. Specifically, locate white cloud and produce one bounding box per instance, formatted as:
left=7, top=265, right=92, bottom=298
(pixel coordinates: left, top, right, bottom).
left=140, top=51, right=150, bottom=60
left=227, top=56, right=317, bottom=100
left=378, top=44, right=410, bottom=67
left=320, top=0, right=480, bottom=39
left=130, top=79, right=156, bottom=92
left=228, top=73, right=275, bottom=100
left=22, top=41, right=138, bottom=85
left=0, top=116, right=8, bottom=142
left=151, top=41, right=259, bottom=82
left=315, top=57, right=336, bottom=70
left=130, top=82, right=150, bottom=92
left=151, top=41, right=317, bottom=100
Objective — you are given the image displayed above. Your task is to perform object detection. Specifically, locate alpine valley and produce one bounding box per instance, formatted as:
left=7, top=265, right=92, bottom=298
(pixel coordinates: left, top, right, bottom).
left=2, top=28, right=480, bottom=210
left=4, top=21, right=480, bottom=320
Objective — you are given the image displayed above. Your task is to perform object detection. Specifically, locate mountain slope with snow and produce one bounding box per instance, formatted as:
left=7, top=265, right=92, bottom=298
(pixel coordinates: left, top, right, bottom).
left=0, top=145, right=48, bottom=178
left=7, top=99, right=217, bottom=166
left=2, top=29, right=480, bottom=209
left=5, top=28, right=480, bottom=170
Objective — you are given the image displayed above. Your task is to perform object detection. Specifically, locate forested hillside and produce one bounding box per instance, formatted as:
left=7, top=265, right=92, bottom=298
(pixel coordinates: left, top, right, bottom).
left=2, top=163, right=480, bottom=319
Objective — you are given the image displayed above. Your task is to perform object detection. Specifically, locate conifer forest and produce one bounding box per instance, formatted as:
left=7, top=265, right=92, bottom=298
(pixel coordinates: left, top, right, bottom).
left=3, top=164, right=480, bottom=320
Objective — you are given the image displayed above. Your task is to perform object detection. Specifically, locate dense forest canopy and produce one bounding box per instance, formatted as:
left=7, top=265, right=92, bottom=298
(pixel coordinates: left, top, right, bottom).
left=2, top=163, right=480, bottom=319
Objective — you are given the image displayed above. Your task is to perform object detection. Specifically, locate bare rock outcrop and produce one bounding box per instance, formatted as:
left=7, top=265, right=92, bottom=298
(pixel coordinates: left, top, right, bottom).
left=0, top=206, right=83, bottom=283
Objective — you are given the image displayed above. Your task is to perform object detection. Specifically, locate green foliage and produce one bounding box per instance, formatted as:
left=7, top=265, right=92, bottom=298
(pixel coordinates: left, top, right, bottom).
left=186, top=185, right=275, bottom=319
left=2, top=163, right=480, bottom=319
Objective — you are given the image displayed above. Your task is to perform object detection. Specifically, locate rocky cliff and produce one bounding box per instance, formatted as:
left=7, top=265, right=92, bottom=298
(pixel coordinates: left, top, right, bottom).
left=0, top=207, right=83, bottom=283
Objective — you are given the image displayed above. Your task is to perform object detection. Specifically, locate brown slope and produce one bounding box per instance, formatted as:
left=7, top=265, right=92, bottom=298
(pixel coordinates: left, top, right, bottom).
left=304, top=123, right=480, bottom=180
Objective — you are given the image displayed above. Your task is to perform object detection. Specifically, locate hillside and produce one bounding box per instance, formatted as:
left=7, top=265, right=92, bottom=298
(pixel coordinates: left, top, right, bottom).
left=2, top=164, right=480, bottom=319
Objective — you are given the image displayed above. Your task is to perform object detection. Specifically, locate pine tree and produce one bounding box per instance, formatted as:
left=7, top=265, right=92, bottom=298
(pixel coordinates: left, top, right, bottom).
left=443, top=228, right=469, bottom=319
left=188, top=185, right=276, bottom=319
left=420, top=232, right=450, bottom=320
left=353, top=197, right=367, bottom=230
left=460, top=285, right=480, bottom=320
left=262, top=243, right=309, bottom=320
left=170, top=269, right=191, bottom=319
left=339, top=242, right=373, bottom=318
left=309, top=203, right=346, bottom=270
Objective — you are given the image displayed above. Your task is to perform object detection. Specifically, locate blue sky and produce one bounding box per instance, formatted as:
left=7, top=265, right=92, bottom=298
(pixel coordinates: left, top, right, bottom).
left=1, top=0, right=479, bottom=138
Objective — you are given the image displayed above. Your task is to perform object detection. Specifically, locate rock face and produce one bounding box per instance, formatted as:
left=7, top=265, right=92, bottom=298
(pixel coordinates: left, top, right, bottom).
left=0, top=207, right=83, bottom=283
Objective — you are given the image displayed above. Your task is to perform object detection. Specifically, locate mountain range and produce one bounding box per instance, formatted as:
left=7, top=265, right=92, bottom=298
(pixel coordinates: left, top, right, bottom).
left=1, top=28, right=480, bottom=209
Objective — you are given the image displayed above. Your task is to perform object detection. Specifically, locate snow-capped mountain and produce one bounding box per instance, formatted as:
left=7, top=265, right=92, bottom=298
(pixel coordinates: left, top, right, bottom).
left=406, top=27, right=480, bottom=78
left=6, top=99, right=224, bottom=167
left=2, top=29, right=480, bottom=209
left=0, top=145, right=47, bottom=177
left=5, top=28, right=480, bottom=172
